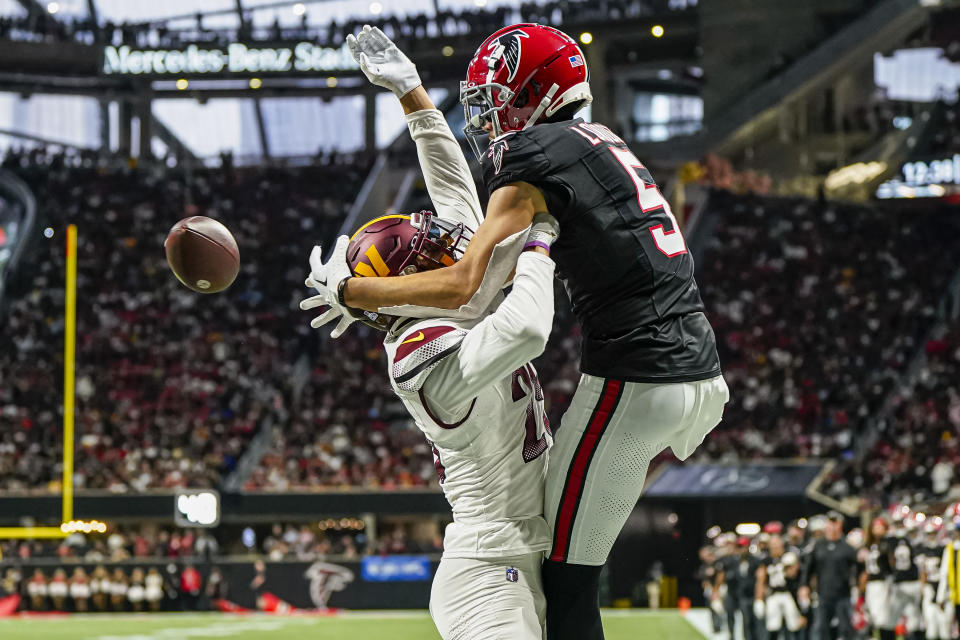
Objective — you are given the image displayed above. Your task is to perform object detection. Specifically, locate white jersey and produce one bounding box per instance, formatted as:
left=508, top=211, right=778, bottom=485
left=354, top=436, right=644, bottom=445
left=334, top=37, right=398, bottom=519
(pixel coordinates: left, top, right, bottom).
left=384, top=251, right=555, bottom=560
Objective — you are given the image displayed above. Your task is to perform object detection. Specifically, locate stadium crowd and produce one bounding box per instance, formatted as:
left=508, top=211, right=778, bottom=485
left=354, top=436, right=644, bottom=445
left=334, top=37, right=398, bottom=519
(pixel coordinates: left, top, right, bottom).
left=0, top=150, right=373, bottom=491
left=3, top=149, right=960, bottom=505
left=693, top=192, right=960, bottom=477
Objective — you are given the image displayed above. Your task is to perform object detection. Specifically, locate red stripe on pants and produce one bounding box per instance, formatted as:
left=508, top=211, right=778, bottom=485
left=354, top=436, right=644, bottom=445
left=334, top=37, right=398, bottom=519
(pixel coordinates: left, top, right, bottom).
left=550, top=379, right=622, bottom=562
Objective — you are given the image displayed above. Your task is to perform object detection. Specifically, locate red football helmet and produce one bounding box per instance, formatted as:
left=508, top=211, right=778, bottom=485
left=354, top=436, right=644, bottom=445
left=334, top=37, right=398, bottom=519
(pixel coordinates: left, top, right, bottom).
left=461, top=23, right=592, bottom=160
left=344, top=211, right=472, bottom=330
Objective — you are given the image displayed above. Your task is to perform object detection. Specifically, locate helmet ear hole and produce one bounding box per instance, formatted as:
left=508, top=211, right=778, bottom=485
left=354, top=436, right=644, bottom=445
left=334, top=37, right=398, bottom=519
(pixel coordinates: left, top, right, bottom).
left=513, top=87, right=530, bottom=109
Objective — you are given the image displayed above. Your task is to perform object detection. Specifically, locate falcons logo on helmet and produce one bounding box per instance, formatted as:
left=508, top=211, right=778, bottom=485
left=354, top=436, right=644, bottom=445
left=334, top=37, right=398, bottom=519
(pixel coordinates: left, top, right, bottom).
left=488, top=29, right=529, bottom=83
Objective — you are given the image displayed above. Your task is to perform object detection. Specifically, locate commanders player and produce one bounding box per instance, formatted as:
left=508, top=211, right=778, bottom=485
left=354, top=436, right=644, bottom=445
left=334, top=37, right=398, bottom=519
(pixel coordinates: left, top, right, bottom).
left=309, top=24, right=728, bottom=640
left=304, top=85, right=559, bottom=638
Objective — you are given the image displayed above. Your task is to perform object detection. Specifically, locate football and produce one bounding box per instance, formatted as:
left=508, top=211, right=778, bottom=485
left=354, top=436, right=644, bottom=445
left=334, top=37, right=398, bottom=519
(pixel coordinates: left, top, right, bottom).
left=164, top=216, right=240, bottom=293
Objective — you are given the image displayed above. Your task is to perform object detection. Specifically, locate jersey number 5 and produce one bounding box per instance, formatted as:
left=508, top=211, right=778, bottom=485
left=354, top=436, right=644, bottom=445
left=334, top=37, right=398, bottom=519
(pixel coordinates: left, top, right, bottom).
left=609, top=147, right=688, bottom=257
left=513, top=364, right=551, bottom=463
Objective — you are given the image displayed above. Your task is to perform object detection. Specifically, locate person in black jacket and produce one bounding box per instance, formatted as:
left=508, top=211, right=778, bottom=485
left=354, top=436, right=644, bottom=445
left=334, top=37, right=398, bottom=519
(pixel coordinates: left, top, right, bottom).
left=799, top=512, right=859, bottom=640
left=716, top=536, right=764, bottom=640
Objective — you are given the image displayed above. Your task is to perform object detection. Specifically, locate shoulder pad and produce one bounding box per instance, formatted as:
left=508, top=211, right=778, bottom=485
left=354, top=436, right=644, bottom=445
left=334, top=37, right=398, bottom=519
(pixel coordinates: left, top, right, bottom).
left=390, top=324, right=467, bottom=393
left=481, top=127, right=551, bottom=193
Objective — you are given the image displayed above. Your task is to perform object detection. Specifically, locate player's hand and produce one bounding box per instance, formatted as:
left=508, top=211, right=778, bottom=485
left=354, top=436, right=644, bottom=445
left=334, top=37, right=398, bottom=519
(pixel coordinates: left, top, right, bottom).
left=797, top=586, right=811, bottom=608
left=710, top=596, right=725, bottom=616
left=524, top=213, right=560, bottom=253
left=753, top=599, right=765, bottom=619
left=299, top=236, right=355, bottom=338
left=346, top=25, right=421, bottom=98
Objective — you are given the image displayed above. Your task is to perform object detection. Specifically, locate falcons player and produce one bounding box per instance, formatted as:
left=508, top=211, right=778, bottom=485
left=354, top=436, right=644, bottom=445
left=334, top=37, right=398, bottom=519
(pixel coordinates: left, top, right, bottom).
left=860, top=517, right=893, bottom=635
left=756, top=535, right=806, bottom=640
left=920, top=521, right=951, bottom=640
left=302, top=82, right=559, bottom=639
left=308, top=24, right=729, bottom=640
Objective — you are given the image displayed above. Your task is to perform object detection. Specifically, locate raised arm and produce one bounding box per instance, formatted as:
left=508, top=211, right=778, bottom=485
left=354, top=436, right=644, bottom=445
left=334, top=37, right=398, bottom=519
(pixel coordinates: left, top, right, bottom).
left=400, top=87, right=483, bottom=230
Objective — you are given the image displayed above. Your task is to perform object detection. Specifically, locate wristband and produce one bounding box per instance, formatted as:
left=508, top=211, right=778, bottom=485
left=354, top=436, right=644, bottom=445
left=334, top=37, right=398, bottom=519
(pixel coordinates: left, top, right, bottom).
left=337, top=276, right=352, bottom=307
left=523, top=241, right=551, bottom=253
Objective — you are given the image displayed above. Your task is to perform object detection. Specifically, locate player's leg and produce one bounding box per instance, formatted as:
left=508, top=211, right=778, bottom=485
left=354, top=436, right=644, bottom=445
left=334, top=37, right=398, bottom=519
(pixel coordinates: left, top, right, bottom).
left=881, top=584, right=905, bottom=640
left=937, top=600, right=953, bottom=640
left=767, top=593, right=786, bottom=636
left=430, top=553, right=545, bottom=640
left=783, top=593, right=805, bottom=636
left=905, top=583, right=924, bottom=640
left=542, top=375, right=727, bottom=640
left=865, top=581, right=889, bottom=633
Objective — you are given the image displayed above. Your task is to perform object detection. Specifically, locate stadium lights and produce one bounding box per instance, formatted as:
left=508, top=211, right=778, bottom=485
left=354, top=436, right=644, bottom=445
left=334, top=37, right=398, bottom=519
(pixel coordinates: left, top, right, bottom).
left=651, top=25, right=665, bottom=38
left=579, top=32, right=593, bottom=45
left=474, top=0, right=487, bottom=7
left=60, top=520, right=107, bottom=534
left=797, top=518, right=808, bottom=528
left=175, top=78, right=189, bottom=90
left=292, top=2, right=306, bottom=16
left=46, top=2, right=59, bottom=14
left=735, top=522, right=761, bottom=536
left=326, top=76, right=338, bottom=87
left=249, top=77, right=262, bottom=89
left=442, top=45, right=454, bottom=57
left=44, top=227, right=54, bottom=238
left=369, top=1, right=383, bottom=15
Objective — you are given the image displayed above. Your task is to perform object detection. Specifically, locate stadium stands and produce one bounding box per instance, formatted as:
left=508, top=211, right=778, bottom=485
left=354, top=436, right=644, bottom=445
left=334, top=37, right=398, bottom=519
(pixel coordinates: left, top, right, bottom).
left=693, top=191, right=960, bottom=467
left=0, top=150, right=372, bottom=491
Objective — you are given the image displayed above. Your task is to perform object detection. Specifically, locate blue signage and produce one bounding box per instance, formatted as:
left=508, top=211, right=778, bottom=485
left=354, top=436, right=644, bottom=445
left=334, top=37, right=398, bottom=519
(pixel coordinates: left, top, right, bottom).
left=361, top=556, right=432, bottom=582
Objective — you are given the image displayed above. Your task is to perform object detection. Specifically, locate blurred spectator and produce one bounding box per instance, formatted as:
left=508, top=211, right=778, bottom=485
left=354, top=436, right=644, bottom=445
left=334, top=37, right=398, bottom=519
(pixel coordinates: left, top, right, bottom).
left=180, top=564, right=202, bottom=611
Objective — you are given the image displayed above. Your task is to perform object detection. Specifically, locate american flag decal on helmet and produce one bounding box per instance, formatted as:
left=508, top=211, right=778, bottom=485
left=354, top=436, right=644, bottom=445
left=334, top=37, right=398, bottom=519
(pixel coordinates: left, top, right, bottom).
left=569, top=54, right=584, bottom=68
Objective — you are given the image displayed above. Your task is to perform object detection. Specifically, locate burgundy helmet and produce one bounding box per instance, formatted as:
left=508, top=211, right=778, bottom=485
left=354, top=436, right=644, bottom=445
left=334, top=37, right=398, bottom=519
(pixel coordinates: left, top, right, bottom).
left=344, top=211, right=472, bottom=330
left=461, top=23, right=592, bottom=160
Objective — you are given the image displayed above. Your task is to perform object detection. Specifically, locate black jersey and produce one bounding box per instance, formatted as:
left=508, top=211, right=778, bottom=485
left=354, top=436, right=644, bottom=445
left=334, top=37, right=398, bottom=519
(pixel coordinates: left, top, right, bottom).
left=764, top=554, right=800, bottom=594
left=921, top=544, right=943, bottom=580
left=481, top=119, right=721, bottom=383
left=891, top=538, right=920, bottom=582
left=863, top=540, right=893, bottom=580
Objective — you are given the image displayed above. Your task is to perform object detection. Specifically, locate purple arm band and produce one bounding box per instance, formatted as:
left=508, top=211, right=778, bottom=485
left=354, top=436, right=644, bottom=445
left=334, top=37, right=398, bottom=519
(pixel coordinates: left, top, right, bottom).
left=523, top=241, right=551, bottom=252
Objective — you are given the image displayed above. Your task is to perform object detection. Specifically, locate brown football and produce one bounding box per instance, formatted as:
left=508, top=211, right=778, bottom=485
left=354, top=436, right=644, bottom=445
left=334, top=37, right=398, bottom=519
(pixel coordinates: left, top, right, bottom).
left=164, top=216, right=240, bottom=293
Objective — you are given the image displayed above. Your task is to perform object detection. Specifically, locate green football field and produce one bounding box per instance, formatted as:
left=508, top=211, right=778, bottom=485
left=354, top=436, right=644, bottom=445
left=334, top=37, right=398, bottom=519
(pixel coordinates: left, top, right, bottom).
left=0, top=609, right=706, bottom=640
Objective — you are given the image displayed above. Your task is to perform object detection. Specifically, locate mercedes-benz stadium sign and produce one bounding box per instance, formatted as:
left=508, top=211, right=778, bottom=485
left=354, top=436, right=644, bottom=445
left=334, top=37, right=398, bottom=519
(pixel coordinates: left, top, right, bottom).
left=102, top=42, right=360, bottom=76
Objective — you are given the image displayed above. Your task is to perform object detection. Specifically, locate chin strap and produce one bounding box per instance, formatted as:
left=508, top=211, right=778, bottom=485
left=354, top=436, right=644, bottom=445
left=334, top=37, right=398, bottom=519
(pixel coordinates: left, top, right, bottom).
left=523, top=83, right=559, bottom=131
left=376, top=226, right=526, bottom=320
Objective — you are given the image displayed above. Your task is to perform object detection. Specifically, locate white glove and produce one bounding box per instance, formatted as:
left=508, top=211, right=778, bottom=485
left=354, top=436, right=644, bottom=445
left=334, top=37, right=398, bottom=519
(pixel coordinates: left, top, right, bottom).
left=754, top=599, right=765, bottom=619
left=524, top=213, right=560, bottom=251
left=710, top=596, right=725, bottom=616
left=345, top=25, right=421, bottom=98
left=299, top=236, right=356, bottom=339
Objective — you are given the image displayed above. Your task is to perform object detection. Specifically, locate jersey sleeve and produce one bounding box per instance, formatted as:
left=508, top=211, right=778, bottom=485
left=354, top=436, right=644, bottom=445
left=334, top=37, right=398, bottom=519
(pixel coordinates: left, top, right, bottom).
left=390, top=324, right=468, bottom=394
left=406, top=109, right=484, bottom=229
left=420, top=251, right=555, bottom=416
left=481, top=130, right=552, bottom=195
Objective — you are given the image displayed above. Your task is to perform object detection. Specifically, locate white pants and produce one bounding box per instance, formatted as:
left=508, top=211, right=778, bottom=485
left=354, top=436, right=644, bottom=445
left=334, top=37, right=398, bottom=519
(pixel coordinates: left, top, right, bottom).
left=865, top=580, right=890, bottom=628
left=767, top=592, right=804, bottom=632
left=430, top=552, right=546, bottom=640
left=889, top=581, right=923, bottom=632
left=923, top=583, right=953, bottom=640
left=545, top=374, right=728, bottom=565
